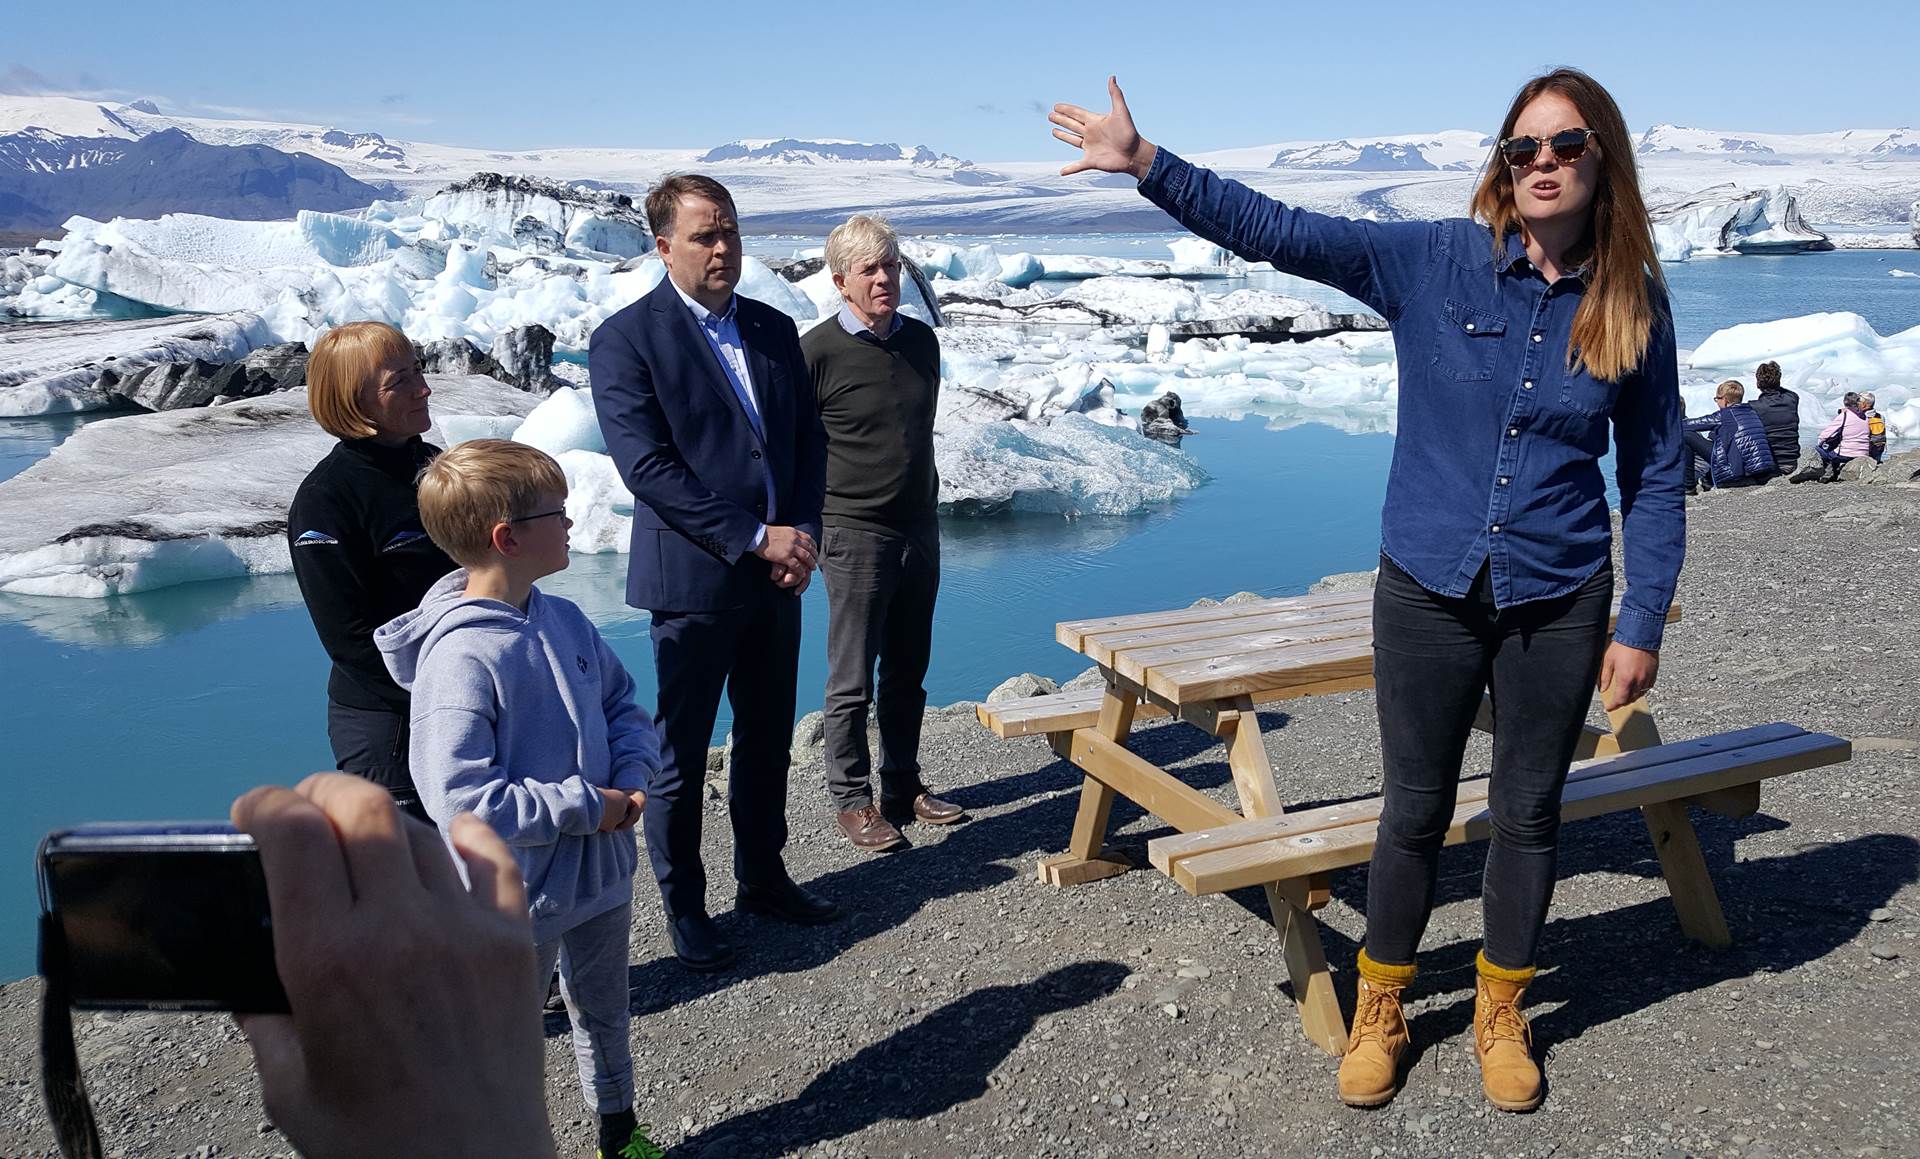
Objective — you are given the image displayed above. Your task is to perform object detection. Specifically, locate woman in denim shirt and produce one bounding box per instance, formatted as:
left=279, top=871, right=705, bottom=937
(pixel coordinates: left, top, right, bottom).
left=1053, top=70, right=1686, bottom=1113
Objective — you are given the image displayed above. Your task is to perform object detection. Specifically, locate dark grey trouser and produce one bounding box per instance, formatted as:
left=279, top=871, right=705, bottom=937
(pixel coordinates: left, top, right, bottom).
left=820, top=523, right=940, bottom=812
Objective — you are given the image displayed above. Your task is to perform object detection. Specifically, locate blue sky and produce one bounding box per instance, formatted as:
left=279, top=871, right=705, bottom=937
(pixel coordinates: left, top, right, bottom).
left=8, top=0, right=1916, bottom=158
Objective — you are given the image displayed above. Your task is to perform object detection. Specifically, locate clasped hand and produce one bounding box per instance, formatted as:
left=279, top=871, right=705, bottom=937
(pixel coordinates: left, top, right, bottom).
left=756, top=525, right=817, bottom=593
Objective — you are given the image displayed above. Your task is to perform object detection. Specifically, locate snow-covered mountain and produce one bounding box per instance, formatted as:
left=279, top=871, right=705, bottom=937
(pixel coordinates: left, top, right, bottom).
left=0, top=94, right=1914, bottom=238
left=698, top=138, right=970, bottom=168
left=0, top=126, right=391, bottom=231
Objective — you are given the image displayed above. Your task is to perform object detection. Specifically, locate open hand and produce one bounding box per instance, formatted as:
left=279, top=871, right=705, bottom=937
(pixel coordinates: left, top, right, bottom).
left=231, top=774, right=554, bottom=1159
left=1598, top=642, right=1659, bottom=711
left=1051, top=76, right=1156, bottom=179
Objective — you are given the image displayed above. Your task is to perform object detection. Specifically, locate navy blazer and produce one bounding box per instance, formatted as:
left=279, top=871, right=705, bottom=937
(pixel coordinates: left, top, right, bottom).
left=590, top=279, right=827, bottom=612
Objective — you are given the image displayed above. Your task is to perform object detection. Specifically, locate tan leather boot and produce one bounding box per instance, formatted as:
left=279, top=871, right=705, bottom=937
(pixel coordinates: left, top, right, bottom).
left=1473, top=950, right=1543, bottom=1112
left=1338, top=949, right=1416, bottom=1107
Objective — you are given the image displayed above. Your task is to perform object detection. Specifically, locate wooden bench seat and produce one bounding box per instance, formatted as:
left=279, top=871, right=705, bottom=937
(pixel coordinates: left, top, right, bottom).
left=1145, top=722, right=1851, bottom=1051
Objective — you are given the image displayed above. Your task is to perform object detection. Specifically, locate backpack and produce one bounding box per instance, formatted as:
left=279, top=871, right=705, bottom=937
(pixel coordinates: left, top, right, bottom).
left=1867, top=410, right=1887, bottom=448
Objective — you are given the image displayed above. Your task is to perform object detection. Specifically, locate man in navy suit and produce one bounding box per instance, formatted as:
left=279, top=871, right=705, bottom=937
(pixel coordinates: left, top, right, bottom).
left=590, top=174, right=839, bottom=972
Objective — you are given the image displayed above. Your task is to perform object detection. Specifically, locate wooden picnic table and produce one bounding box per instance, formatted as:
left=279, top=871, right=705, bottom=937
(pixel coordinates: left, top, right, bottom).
left=1022, top=588, right=1681, bottom=1054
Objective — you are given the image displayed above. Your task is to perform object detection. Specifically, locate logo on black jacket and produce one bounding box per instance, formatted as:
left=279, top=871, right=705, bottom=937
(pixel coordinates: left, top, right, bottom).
left=577, top=655, right=589, bottom=674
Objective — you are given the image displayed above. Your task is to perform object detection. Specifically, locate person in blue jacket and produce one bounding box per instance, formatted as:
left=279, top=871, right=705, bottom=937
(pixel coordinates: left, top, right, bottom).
left=1683, top=380, right=1777, bottom=493
left=1051, top=69, right=1685, bottom=1113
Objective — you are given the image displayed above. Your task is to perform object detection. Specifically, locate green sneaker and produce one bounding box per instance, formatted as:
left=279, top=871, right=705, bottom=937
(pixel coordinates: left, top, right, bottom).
left=597, top=1122, right=665, bottom=1159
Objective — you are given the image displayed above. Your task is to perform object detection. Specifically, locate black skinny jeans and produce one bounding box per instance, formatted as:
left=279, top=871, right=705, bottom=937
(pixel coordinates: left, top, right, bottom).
left=1364, top=555, right=1613, bottom=970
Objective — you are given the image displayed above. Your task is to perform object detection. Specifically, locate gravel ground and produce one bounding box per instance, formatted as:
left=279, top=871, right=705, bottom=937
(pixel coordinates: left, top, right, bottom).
left=3, top=464, right=1917, bottom=1159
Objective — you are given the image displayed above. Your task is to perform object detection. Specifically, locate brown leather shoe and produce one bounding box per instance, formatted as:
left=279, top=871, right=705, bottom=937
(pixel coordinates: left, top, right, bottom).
left=902, top=792, right=966, bottom=825
left=837, top=805, right=907, bottom=851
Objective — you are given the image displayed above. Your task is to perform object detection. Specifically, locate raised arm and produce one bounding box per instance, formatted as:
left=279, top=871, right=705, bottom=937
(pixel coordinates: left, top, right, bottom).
left=1050, top=76, right=1441, bottom=320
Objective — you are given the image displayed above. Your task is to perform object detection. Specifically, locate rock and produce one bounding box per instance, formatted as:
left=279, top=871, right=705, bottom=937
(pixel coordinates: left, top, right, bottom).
left=986, top=673, right=1060, bottom=703
left=790, top=710, right=826, bottom=768
left=1868, top=907, right=1893, bottom=922
left=1868, top=943, right=1900, bottom=961
left=1062, top=667, right=1108, bottom=692
left=1857, top=448, right=1920, bottom=485
left=1138, top=391, right=1191, bottom=445
left=415, top=337, right=506, bottom=381
left=1309, top=568, right=1379, bottom=595
left=705, top=745, right=726, bottom=774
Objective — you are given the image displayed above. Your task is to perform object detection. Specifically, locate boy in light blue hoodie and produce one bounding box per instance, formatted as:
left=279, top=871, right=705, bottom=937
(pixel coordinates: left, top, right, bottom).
left=376, top=439, right=663, bottom=1159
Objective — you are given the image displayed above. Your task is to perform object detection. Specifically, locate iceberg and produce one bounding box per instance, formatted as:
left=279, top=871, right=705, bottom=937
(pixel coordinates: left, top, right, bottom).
left=37, top=204, right=817, bottom=355
left=419, top=173, right=651, bottom=259
left=1650, top=184, right=1832, bottom=260
left=0, top=312, right=266, bottom=416
left=938, top=277, right=1384, bottom=340
left=933, top=413, right=1207, bottom=516
left=1686, top=311, right=1918, bottom=435
left=0, top=374, right=542, bottom=596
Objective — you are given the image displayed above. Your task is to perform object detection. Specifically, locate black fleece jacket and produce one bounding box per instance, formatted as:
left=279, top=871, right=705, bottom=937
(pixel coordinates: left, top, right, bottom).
left=287, top=438, right=455, bottom=711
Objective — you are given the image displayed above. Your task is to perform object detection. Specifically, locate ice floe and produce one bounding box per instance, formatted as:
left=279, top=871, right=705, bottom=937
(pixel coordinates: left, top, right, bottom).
left=1, top=312, right=267, bottom=416
left=0, top=375, right=541, bottom=596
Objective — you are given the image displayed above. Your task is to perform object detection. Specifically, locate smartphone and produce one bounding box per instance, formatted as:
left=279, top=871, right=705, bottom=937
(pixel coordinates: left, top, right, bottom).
left=38, top=823, right=289, bottom=1013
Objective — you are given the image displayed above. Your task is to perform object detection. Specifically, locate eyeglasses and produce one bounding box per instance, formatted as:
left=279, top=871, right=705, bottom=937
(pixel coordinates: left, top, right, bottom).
left=504, top=509, right=567, bottom=524
left=1498, top=128, right=1597, bottom=168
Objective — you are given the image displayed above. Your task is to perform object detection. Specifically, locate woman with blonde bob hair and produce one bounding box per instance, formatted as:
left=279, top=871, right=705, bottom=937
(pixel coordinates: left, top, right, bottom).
left=287, top=320, right=455, bottom=822
left=1052, top=69, right=1685, bottom=1111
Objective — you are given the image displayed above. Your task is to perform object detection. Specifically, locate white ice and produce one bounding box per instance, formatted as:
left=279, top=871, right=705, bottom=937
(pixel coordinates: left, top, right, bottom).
left=1687, top=311, right=1919, bottom=435
left=0, top=312, right=267, bottom=416
left=0, top=375, right=542, bottom=596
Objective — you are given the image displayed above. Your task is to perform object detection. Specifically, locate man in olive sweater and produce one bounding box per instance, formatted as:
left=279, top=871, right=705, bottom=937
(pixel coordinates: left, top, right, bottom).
left=802, top=215, right=965, bottom=851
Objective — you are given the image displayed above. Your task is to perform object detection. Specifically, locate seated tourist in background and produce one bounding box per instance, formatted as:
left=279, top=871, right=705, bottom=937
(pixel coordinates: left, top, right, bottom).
left=1681, top=380, right=1776, bottom=494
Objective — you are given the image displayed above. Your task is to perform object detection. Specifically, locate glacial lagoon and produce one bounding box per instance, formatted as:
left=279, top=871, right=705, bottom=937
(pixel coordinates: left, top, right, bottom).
left=0, top=242, right=1916, bottom=978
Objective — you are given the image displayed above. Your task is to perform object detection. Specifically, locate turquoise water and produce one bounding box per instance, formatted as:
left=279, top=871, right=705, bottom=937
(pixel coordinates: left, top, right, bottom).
left=2, top=246, right=1917, bottom=979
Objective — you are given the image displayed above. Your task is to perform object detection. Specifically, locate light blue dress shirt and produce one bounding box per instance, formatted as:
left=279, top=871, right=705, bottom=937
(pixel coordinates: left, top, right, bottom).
left=671, top=279, right=774, bottom=551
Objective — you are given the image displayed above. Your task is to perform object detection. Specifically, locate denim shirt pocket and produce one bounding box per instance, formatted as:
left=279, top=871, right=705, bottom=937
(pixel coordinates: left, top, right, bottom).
left=1431, top=298, right=1506, bottom=382
left=1558, top=359, right=1622, bottom=419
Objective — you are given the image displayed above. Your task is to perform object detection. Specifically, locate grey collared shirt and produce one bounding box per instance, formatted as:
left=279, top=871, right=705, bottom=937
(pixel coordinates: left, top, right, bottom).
left=837, top=302, right=901, bottom=342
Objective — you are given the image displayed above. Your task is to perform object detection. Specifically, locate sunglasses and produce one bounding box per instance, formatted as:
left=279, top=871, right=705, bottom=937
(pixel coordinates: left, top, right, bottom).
left=1497, top=128, right=1597, bottom=168
left=505, top=508, right=567, bottom=524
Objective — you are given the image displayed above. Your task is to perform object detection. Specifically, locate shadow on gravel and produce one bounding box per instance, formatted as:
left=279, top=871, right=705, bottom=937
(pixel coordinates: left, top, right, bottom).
left=598, top=735, right=1196, bottom=1024
left=665, top=960, right=1129, bottom=1157
left=1321, top=805, right=1795, bottom=915
left=1372, top=832, right=1919, bottom=1070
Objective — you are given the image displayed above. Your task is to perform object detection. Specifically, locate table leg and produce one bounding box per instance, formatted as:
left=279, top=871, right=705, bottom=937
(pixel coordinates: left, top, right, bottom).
left=1215, top=696, right=1346, bottom=1055
left=1037, top=684, right=1137, bottom=887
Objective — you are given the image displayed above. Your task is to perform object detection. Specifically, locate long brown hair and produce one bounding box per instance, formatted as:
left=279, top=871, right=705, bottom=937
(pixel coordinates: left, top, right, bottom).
left=1470, top=69, right=1663, bottom=383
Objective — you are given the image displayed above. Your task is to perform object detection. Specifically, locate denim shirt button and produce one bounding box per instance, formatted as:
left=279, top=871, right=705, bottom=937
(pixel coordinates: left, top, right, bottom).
left=1523, top=380, right=1534, bottom=389
left=1499, top=476, right=1510, bottom=485
left=1507, top=427, right=1519, bottom=437
left=1491, top=524, right=1502, bottom=533
left=1465, top=322, right=1476, bottom=332
left=1532, top=333, right=1544, bottom=343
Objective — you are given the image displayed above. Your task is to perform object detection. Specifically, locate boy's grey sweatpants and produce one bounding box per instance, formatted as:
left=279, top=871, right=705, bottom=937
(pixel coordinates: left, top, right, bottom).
left=535, top=900, right=634, bottom=1114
